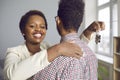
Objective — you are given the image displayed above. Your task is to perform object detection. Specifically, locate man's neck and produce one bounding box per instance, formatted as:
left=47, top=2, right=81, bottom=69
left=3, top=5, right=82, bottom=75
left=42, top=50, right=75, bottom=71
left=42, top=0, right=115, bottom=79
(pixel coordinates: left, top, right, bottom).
left=61, top=30, right=77, bottom=37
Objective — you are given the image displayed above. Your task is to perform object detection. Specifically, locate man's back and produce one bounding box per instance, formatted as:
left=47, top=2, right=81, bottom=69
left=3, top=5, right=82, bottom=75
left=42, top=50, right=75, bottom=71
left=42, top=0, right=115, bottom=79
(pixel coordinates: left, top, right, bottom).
left=33, top=33, right=98, bottom=80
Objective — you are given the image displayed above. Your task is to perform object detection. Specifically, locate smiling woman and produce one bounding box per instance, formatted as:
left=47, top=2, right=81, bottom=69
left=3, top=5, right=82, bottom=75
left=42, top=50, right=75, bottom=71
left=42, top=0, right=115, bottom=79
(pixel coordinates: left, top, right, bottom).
left=19, top=10, right=48, bottom=55
left=3, top=10, right=83, bottom=80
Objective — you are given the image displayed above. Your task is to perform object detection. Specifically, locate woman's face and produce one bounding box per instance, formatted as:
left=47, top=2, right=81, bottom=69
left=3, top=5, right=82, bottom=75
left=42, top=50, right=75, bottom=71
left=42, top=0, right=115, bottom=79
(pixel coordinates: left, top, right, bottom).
left=23, top=15, right=47, bottom=44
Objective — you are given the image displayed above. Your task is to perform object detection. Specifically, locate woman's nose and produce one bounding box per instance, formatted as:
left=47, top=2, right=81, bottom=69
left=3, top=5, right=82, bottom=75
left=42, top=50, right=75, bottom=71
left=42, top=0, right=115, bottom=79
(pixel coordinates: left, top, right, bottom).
left=35, top=26, right=41, bottom=31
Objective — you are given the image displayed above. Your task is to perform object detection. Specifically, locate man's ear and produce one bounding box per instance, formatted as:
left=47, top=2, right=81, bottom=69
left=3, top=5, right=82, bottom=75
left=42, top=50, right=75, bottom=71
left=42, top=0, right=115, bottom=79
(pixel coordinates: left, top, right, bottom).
left=55, top=16, right=61, bottom=25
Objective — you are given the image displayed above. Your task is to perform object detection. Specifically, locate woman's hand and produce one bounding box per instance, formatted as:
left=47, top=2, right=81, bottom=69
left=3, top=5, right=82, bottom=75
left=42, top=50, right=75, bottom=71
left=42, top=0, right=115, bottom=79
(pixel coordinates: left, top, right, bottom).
left=58, top=41, right=83, bottom=58
left=47, top=41, right=82, bottom=62
left=83, top=21, right=105, bottom=40
left=86, top=21, right=105, bottom=32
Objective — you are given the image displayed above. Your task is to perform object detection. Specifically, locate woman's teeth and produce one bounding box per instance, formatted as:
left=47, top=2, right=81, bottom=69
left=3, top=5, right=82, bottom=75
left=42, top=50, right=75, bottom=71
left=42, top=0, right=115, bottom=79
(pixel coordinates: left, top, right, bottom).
left=34, top=34, right=41, bottom=38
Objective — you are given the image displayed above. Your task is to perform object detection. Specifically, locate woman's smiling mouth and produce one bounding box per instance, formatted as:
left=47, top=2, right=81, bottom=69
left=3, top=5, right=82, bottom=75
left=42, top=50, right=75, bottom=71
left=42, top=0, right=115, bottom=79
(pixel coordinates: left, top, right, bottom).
left=33, top=33, right=42, bottom=38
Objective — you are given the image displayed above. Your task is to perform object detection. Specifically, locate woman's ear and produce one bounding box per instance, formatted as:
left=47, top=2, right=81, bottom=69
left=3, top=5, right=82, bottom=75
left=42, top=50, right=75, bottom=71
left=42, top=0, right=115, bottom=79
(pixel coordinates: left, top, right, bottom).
left=22, top=33, right=25, bottom=36
left=22, top=32, right=25, bottom=36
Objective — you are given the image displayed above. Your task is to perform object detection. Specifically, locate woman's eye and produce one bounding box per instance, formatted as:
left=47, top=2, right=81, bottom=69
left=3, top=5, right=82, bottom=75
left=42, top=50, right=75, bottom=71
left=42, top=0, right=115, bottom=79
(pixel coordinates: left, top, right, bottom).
left=29, top=25, right=35, bottom=28
left=40, top=25, right=46, bottom=29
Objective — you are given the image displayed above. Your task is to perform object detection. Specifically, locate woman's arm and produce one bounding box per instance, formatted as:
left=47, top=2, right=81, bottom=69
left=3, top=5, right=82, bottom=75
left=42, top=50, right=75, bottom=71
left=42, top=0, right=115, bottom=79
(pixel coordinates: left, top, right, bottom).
left=4, top=42, right=82, bottom=80
left=47, top=41, right=83, bottom=62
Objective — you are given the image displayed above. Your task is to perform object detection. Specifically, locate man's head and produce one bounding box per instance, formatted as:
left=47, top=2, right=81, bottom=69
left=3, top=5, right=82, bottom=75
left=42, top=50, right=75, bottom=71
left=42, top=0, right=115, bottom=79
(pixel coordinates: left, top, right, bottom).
left=55, top=0, right=85, bottom=36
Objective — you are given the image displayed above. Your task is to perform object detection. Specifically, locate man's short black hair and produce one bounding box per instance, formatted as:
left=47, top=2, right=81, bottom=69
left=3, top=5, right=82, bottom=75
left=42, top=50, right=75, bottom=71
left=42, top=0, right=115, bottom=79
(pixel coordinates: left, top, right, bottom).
left=58, top=0, right=85, bottom=32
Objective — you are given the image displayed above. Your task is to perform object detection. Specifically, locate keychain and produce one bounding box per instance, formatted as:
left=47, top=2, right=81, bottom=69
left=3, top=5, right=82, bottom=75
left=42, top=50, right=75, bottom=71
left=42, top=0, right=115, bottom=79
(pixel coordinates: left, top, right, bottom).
left=95, top=31, right=101, bottom=44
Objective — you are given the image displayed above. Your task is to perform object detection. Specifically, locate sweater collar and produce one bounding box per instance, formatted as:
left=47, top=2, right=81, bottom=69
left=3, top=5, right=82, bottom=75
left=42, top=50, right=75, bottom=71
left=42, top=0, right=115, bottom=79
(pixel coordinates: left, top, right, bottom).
left=61, top=33, right=80, bottom=42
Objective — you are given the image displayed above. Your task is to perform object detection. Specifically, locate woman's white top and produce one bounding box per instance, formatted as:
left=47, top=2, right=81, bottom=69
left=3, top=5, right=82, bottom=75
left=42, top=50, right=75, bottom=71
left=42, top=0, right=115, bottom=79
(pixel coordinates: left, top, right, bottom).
left=4, top=41, right=51, bottom=80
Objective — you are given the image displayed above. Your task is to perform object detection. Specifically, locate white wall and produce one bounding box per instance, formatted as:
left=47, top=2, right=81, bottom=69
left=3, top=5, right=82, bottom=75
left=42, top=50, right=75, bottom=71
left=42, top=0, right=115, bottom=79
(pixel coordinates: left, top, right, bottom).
left=84, top=0, right=97, bottom=27
left=0, top=0, right=60, bottom=59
